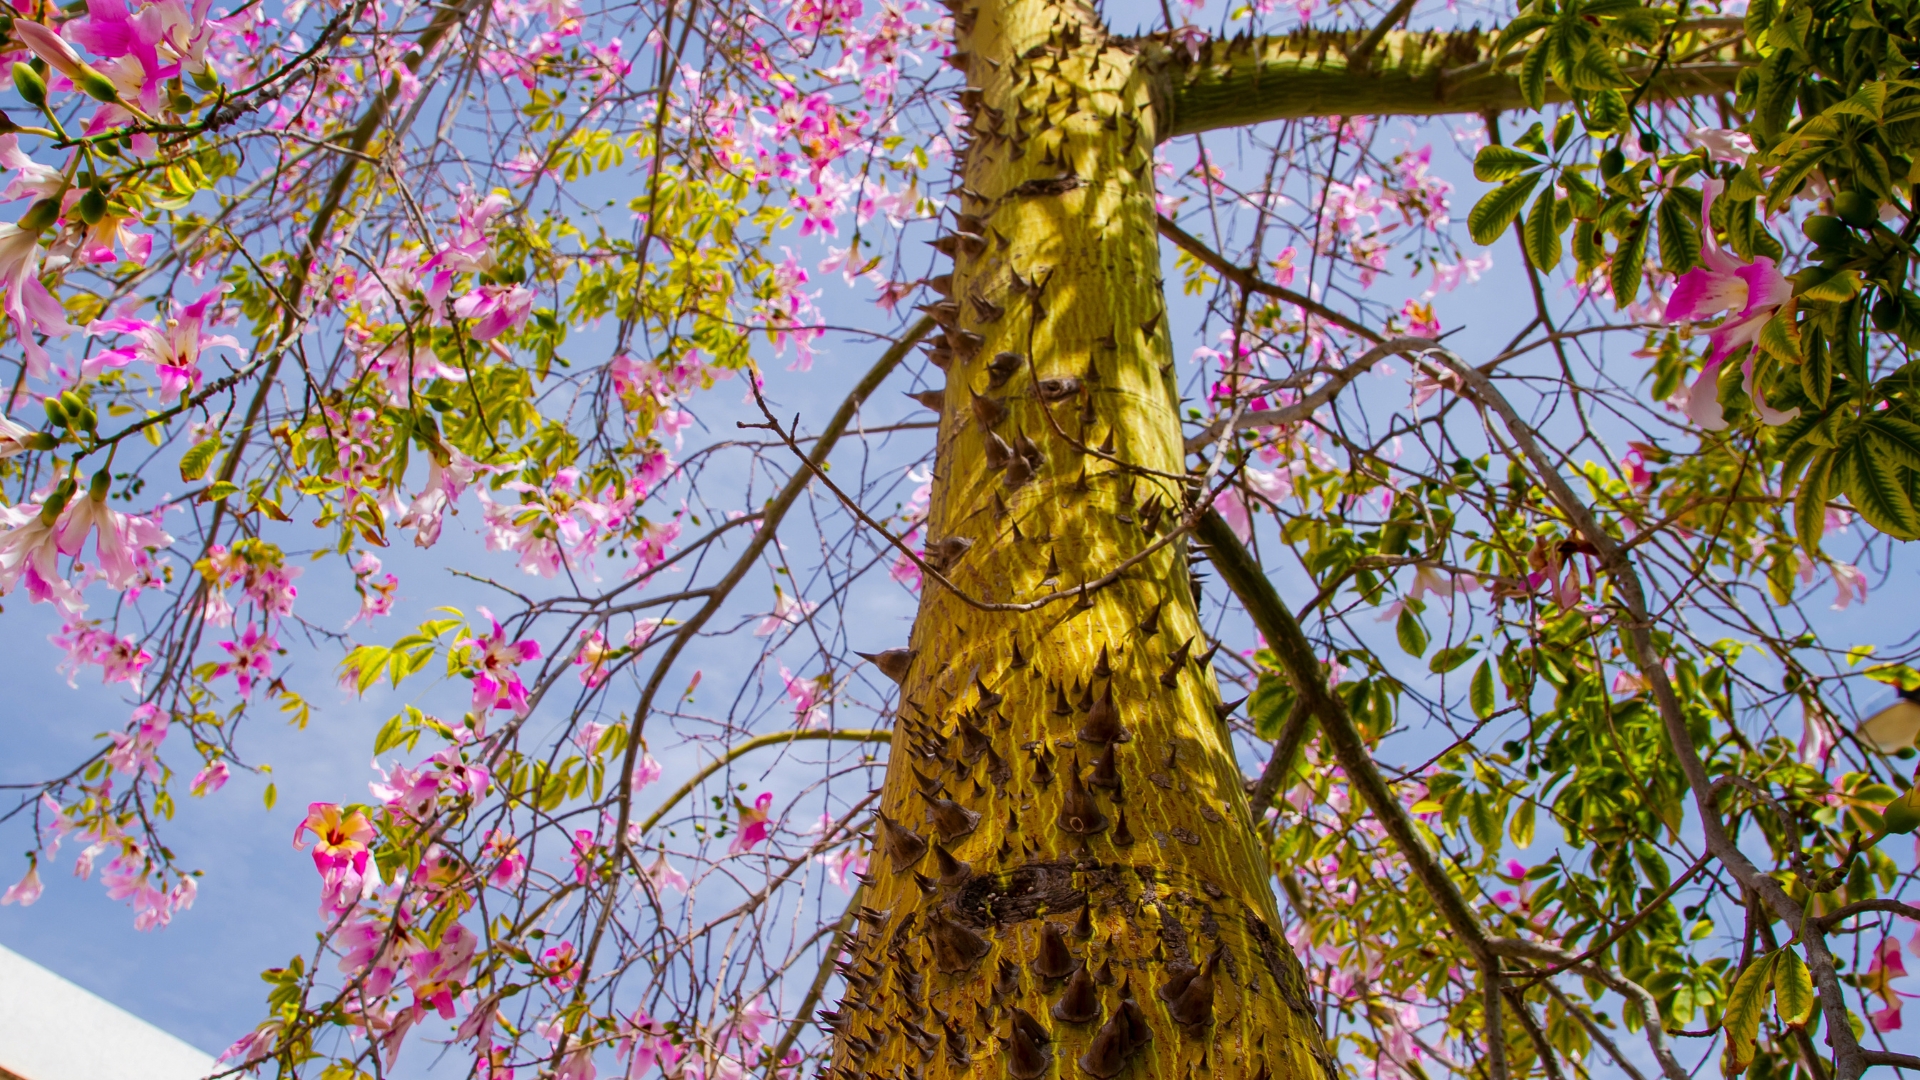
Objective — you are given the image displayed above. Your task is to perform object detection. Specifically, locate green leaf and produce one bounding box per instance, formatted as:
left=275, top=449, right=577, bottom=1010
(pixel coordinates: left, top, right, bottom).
left=1520, top=42, right=1551, bottom=110
left=1396, top=608, right=1430, bottom=657
left=1430, top=644, right=1479, bottom=675
left=1610, top=212, right=1649, bottom=310
left=1508, top=799, right=1536, bottom=849
left=1469, top=173, right=1543, bottom=246
left=1773, top=948, right=1814, bottom=1029
left=1524, top=187, right=1563, bottom=271
left=263, top=783, right=278, bottom=811
left=205, top=480, right=239, bottom=502
left=1866, top=416, right=1920, bottom=471
left=1802, top=331, right=1833, bottom=408
left=1470, top=660, right=1497, bottom=720
left=1248, top=673, right=1297, bottom=741
left=1474, top=145, right=1543, bottom=182
left=179, top=438, right=219, bottom=483
left=1721, top=953, right=1778, bottom=1076
left=1656, top=192, right=1701, bottom=274
left=1796, top=451, right=1835, bottom=555
left=1767, top=147, right=1833, bottom=216
left=1844, top=442, right=1920, bottom=539
left=1588, top=88, right=1628, bottom=134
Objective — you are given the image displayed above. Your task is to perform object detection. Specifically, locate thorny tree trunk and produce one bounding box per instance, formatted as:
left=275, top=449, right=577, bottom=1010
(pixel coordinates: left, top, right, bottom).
left=822, top=1, right=1331, bottom=1078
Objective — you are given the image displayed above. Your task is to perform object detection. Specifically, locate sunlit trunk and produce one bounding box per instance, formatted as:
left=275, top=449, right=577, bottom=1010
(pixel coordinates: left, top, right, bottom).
left=823, top=1, right=1331, bottom=1077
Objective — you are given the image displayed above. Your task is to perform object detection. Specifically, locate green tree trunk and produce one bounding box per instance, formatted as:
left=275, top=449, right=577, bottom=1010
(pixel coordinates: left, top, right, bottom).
left=824, top=1, right=1330, bottom=1078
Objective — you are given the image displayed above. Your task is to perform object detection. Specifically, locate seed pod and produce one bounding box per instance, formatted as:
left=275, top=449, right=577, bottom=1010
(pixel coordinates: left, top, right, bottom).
left=1056, top=757, right=1108, bottom=835
left=875, top=810, right=928, bottom=870
left=1032, top=920, right=1076, bottom=980
left=11, top=63, right=44, bottom=108
left=856, top=647, right=918, bottom=686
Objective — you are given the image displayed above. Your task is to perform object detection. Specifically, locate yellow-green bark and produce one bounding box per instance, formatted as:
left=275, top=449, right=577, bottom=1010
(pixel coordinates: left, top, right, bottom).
left=822, top=1, right=1329, bottom=1077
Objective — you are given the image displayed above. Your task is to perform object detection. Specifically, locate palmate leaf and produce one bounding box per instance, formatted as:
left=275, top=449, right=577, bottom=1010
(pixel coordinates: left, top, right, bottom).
left=1469, top=172, right=1542, bottom=245
left=1842, top=441, right=1920, bottom=539
left=1520, top=37, right=1552, bottom=109
left=1796, top=450, right=1835, bottom=554
left=1656, top=192, right=1700, bottom=273
left=1474, top=145, right=1542, bottom=182
left=1524, top=187, right=1563, bottom=271
left=1610, top=212, right=1649, bottom=310
left=1865, top=415, right=1920, bottom=470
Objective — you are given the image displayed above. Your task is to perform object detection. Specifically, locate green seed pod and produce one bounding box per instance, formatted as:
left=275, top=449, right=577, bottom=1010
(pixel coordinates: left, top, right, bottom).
left=169, top=90, right=192, bottom=114
left=1874, top=294, right=1902, bottom=331
left=1637, top=131, right=1659, bottom=153
left=41, top=395, right=66, bottom=428
left=19, top=196, right=58, bottom=233
left=87, top=467, right=109, bottom=500
left=77, top=186, right=107, bottom=225
left=1803, top=215, right=1851, bottom=249
left=38, top=477, right=74, bottom=524
left=1834, top=190, right=1879, bottom=230
left=11, top=62, right=45, bottom=108
left=1600, top=147, right=1625, bottom=180
left=74, top=65, right=119, bottom=104
left=190, top=65, right=219, bottom=92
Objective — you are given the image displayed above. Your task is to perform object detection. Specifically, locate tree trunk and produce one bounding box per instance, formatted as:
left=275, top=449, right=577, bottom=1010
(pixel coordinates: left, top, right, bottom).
left=824, top=1, right=1330, bottom=1078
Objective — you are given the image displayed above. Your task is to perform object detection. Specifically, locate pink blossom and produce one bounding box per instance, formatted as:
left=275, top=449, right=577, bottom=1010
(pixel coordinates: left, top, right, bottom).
left=1832, top=562, right=1868, bottom=609
left=1687, top=127, right=1756, bottom=165
left=452, top=283, right=535, bottom=340
left=574, top=628, right=615, bottom=687
left=191, top=760, right=229, bottom=796
left=349, top=551, right=398, bottom=626
left=106, top=703, right=169, bottom=779
left=729, top=792, right=774, bottom=855
left=0, top=500, right=83, bottom=612
left=294, top=802, right=375, bottom=912
left=644, top=849, right=688, bottom=894
left=461, top=607, right=542, bottom=717
left=55, top=486, right=174, bottom=589
left=781, top=664, right=827, bottom=728
left=214, top=623, right=279, bottom=697
left=753, top=586, right=817, bottom=636
left=0, top=220, right=74, bottom=377
left=1663, top=179, right=1796, bottom=430
left=485, top=830, right=527, bottom=888
left=566, top=829, right=597, bottom=884
left=0, top=860, right=42, bottom=906
left=86, top=288, right=243, bottom=404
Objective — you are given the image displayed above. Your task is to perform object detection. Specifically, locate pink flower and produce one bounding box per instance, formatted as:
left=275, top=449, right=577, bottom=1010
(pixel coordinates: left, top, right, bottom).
left=753, top=586, right=816, bottom=636
left=0, top=500, right=83, bottom=612
left=574, top=628, right=614, bottom=687
left=643, top=849, right=687, bottom=894
left=191, top=760, right=229, bottom=796
left=484, top=831, right=526, bottom=888
left=13, top=20, right=92, bottom=84
left=0, top=220, right=74, bottom=378
left=781, top=664, right=827, bottom=728
left=461, top=607, right=541, bottom=717
left=1832, top=562, right=1868, bottom=609
left=729, top=792, right=774, bottom=855
left=1687, top=127, right=1756, bottom=165
left=87, top=288, right=242, bottom=404
left=106, top=703, right=168, bottom=779
left=214, top=623, right=279, bottom=697
left=452, top=283, right=534, bottom=340
left=1663, top=179, right=1796, bottom=431
left=631, top=750, right=662, bottom=792
left=294, top=802, right=375, bottom=912
left=55, top=487, right=174, bottom=589
left=348, top=551, right=398, bottom=626
left=0, top=860, right=42, bottom=906
left=565, top=829, right=596, bottom=884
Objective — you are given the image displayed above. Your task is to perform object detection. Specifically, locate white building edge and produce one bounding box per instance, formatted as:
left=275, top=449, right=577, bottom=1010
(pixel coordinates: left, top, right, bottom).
left=0, top=942, right=215, bottom=1080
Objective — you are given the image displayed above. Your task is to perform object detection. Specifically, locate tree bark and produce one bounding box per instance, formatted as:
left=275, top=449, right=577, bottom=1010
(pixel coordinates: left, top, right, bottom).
left=1144, top=30, right=1744, bottom=138
left=822, top=1, right=1330, bottom=1078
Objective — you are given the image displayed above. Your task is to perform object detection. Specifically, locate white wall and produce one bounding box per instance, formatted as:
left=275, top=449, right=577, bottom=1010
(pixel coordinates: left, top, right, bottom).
left=0, top=943, right=215, bottom=1080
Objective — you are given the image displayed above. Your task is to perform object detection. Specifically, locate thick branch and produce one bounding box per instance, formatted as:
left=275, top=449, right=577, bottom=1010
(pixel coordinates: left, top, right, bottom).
left=1147, top=29, right=1744, bottom=138
left=1195, top=509, right=1510, bottom=1080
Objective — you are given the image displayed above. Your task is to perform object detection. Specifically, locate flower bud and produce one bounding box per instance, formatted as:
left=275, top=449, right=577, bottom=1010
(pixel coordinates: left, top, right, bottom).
left=77, top=186, right=106, bottom=225
left=25, top=431, right=57, bottom=451
left=40, top=395, right=65, bottom=427
left=38, top=477, right=73, bottom=524
left=18, top=196, right=58, bottom=233
left=190, top=66, right=219, bottom=92
left=11, top=62, right=44, bottom=109
left=88, top=467, right=109, bottom=500
left=73, top=65, right=117, bottom=104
